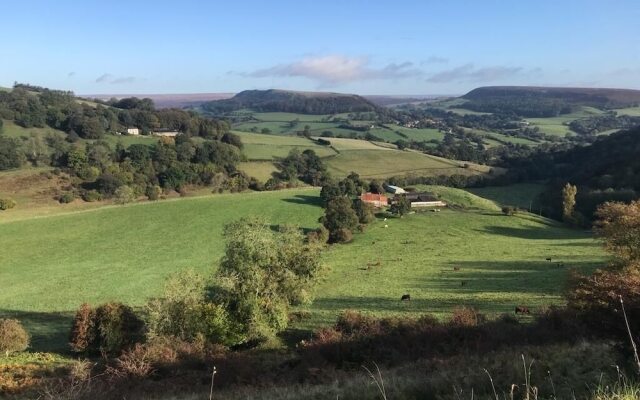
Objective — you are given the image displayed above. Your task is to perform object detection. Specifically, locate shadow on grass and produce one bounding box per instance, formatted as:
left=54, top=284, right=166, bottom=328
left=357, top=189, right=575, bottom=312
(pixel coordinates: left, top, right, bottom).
left=0, top=309, right=73, bottom=354
left=477, top=225, right=590, bottom=240
left=281, top=194, right=323, bottom=207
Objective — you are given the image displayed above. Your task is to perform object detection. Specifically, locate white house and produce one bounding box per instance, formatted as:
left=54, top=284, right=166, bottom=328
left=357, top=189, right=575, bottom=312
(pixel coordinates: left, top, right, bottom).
left=126, top=128, right=140, bottom=135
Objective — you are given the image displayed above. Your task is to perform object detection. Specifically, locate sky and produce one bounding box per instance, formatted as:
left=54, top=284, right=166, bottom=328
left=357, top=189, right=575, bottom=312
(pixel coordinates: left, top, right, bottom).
left=1, top=0, right=639, bottom=95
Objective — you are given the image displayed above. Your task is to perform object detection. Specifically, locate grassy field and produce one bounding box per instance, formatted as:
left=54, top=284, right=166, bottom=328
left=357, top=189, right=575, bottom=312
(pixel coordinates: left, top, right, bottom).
left=614, top=106, right=640, bottom=116
left=0, top=184, right=606, bottom=352
left=525, top=106, right=605, bottom=137
left=321, top=136, right=494, bottom=179
left=234, top=131, right=337, bottom=160
left=237, top=161, right=278, bottom=182
left=1, top=119, right=66, bottom=139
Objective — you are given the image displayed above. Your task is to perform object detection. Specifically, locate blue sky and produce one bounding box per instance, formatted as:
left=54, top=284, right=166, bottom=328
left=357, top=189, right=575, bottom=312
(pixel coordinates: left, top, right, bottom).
left=1, top=0, right=639, bottom=95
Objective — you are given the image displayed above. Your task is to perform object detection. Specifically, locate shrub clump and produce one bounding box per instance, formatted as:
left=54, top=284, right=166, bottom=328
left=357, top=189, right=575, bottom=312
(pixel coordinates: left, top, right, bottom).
left=0, top=319, right=30, bottom=355
left=0, top=198, right=16, bottom=210
left=501, top=205, right=517, bottom=216
left=69, top=302, right=144, bottom=354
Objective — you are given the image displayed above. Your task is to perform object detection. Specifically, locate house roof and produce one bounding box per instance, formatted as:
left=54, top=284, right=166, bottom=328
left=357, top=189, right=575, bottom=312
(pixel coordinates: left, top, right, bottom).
left=360, top=193, right=388, bottom=202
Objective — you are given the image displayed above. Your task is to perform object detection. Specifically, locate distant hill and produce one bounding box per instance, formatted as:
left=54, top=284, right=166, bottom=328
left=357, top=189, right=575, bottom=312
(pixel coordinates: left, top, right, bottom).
left=364, top=95, right=443, bottom=106
left=85, top=93, right=235, bottom=109
left=199, top=89, right=380, bottom=115
left=460, top=86, right=640, bottom=117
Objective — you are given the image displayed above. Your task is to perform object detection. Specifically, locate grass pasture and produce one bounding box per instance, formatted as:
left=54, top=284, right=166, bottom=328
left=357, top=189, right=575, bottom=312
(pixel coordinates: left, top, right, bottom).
left=234, top=131, right=337, bottom=160
left=0, top=185, right=606, bottom=352
left=614, top=106, right=640, bottom=116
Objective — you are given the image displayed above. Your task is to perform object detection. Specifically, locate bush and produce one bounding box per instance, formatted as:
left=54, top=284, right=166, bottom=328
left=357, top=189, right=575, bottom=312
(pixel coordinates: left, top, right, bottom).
left=114, top=185, right=136, bottom=204
left=502, top=205, right=517, bottom=216
left=81, top=190, right=102, bottom=202
left=449, top=306, right=485, bottom=327
left=145, top=185, right=162, bottom=201
left=146, top=270, right=235, bottom=345
left=70, top=302, right=144, bottom=354
left=94, top=302, right=145, bottom=354
left=58, top=192, right=75, bottom=204
left=0, top=319, right=29, bottom=355
left=69, top=303, right=96, bottom=353
left=306, top=225, right=329, bottom=244
left=0, top=198, right=16, bottom=210
left=332, top=228, right=353, bottom=243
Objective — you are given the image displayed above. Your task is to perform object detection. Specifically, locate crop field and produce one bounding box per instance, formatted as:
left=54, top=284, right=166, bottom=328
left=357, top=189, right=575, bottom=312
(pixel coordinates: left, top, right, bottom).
left=0, top=185, right=606, bottom=352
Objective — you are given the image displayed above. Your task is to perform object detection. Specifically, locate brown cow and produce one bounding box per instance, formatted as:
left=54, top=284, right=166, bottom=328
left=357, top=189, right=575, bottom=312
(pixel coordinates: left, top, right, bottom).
left=401, top=294, right=411, bottom=301
left=515, top=306, right=531, bottom=314
left=453, top=267, right=461, bottom=271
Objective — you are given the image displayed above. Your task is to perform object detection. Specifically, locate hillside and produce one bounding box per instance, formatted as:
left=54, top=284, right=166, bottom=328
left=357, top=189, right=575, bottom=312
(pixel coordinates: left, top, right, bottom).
left=199, top=89, right=380, bottom=115
left=464, top=86, right=640, bottom=107
left=0, top=186, right=603, bottom=352
left=460, top=86, right=640, bottom=117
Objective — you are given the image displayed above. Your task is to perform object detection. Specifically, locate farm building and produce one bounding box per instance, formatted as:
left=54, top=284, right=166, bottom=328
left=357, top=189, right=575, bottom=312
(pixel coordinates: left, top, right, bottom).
left=383, top=183, right=406, bottom=194
left=392, top=192, right=447, bottom=208
left=126, top=128, right=140, bottom=135
left=360, top=193, right=388, bottom=207
left=152, top=129, right=180, bottom=137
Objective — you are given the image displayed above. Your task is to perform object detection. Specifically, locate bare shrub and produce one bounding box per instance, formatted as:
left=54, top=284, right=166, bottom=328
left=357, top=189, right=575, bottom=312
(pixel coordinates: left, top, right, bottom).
left=0, top=318, right=29, bottom=355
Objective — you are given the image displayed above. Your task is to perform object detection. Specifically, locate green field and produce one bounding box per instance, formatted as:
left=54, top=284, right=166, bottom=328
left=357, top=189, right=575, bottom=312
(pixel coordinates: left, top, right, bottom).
left=614, top=106, right=640, bottom=116
left=234, top=131, right=337, bottom=160
left=237, top=161, right=278, bottom=182
left=320, top=136, right=494, bottom=179
left=0, top=185, right=606, bottom=352
left=525, top=106, right=605, bottom=137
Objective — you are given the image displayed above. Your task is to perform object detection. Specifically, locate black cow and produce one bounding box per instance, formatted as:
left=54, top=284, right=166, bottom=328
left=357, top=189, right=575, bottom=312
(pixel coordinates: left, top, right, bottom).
left=401, top=294, right=411, bottom=301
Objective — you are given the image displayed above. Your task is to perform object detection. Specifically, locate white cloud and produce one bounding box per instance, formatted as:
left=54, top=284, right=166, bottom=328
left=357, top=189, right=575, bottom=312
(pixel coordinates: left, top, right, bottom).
left=95, top=73, right=138, bottom=85
left=247, top=55, right=423, bottom=85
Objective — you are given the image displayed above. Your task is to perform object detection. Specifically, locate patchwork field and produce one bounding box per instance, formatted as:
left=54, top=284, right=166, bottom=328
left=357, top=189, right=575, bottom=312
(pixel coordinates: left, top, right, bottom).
left=0, top=185, right=606, bottom=352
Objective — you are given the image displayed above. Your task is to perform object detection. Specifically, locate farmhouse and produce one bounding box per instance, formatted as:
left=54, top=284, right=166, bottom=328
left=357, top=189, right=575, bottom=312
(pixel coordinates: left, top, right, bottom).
left=383, top=183, right=406, bottom=194
left=392, top=192, right=447, bottom=208
left=126, top=128, right=140, bottom=135
left=360, top=193, right=388, bottom=207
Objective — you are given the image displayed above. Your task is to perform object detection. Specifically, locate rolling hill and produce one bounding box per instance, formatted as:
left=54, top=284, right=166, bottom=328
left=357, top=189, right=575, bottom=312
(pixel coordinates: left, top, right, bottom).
left=460, top=86, right=640, bottom=117
left=199, top=89, right=380, bottom=115
left=464, top=86, right=640, bottom=108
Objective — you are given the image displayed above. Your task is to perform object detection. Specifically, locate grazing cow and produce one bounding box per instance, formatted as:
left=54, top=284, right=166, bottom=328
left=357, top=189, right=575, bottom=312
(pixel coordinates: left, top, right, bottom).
left=453, top=267, right=460, bottom=271
left=460, top=281, right=467, bottom=287
left=545, top=257, right=552, bottom=262
left=401, top=294, right=411, bottom=301
left=515, top=306, right=531, bottom=314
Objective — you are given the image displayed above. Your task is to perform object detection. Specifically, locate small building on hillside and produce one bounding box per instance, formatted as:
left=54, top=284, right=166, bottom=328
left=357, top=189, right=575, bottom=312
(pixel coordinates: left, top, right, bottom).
left=383, top=183, right=406, bottom=194
left=360, top=193, right=388, bottom=208
left=152, top=129, right=180, bottom=137
left=391, top=192, right=447, bottom=208
left=126, top=128, right=140, bottom=135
